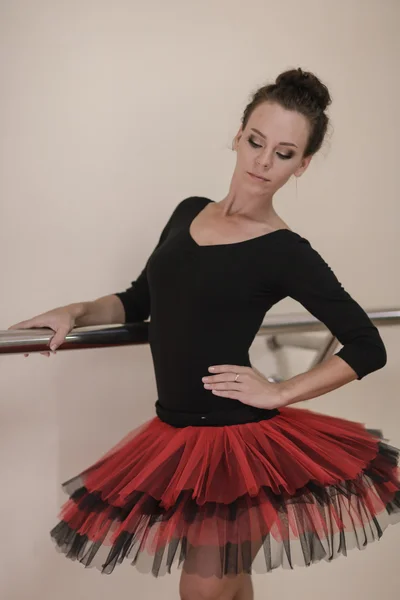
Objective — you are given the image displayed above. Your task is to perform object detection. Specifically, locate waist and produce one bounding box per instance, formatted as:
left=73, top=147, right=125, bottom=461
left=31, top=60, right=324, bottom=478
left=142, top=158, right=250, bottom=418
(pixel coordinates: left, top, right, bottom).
left=155, top=400, right=279, bottom=427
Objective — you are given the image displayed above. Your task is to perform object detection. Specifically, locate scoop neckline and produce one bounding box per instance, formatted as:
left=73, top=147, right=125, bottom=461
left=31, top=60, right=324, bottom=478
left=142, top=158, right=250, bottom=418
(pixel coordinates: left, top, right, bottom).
left=187, top=199, right=296, bottom=248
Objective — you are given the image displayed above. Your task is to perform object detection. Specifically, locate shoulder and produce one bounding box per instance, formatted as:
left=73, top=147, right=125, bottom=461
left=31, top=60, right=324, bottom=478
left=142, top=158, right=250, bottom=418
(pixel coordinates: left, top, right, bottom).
left=273, top=232, right=345, bottom=289
left=158, top=196, right=210, bottom=230
left=278, top=231, right=331, bottom=267
left=174, top=196, right=212, bottom=214
left=163, top=196, right=210, bottom=224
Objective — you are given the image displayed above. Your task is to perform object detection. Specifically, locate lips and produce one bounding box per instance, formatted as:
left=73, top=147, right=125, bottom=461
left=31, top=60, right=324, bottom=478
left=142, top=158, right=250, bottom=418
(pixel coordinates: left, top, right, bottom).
left=248, top=172, right=270, bottom=181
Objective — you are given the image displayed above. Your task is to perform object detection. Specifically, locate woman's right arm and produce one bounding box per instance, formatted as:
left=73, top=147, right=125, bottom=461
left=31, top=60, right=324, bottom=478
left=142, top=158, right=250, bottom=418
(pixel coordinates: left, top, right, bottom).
left=9, top=197, right=187, bottom=354
left=70, top=294, right=126, bottom=327
left=8, top=294, right=126, bottom=354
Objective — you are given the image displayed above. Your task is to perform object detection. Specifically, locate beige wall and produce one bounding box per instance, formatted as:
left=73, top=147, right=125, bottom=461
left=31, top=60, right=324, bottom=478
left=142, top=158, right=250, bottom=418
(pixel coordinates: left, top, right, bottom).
left=1, top=1, right=399, bottom=598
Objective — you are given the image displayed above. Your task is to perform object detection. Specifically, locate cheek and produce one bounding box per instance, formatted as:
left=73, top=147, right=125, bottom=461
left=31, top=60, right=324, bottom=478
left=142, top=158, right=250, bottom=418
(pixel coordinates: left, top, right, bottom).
left=275, top=162, right=292, bottom=177
left=237, top=147, right=253, bottom=168
left=273, top=164, right=296, bottom=186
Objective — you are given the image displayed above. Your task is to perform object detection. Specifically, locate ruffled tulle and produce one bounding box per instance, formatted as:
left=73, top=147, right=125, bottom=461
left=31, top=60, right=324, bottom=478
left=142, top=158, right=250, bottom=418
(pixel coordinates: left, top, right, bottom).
left=50, top=406, right=400, bottom=577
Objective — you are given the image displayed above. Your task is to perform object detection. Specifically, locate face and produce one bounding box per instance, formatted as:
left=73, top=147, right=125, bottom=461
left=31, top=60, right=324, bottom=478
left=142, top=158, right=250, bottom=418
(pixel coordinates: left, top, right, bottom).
left=232, top=101, right=313, bottom=196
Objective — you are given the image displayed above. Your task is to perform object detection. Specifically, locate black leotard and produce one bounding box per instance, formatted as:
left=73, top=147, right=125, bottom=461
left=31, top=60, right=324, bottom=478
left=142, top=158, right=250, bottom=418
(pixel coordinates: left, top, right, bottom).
left=115, top=196, right=387, bottom=426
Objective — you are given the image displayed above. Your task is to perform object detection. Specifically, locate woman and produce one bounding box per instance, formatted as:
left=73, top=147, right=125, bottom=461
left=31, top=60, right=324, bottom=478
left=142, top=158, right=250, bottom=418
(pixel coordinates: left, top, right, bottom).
left=10, top=68, right=400, bottom=600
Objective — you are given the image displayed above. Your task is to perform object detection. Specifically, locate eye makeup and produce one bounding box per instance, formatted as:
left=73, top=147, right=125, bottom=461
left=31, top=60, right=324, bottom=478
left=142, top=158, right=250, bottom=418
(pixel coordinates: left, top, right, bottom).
left=247, top=135, right=294, bottom=160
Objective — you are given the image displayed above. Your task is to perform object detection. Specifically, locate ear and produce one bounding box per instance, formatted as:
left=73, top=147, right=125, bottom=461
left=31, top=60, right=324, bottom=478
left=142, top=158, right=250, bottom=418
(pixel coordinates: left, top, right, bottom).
left=294, top=154, right=313, bottom=177
left=232, top=126, right=244, bottom=151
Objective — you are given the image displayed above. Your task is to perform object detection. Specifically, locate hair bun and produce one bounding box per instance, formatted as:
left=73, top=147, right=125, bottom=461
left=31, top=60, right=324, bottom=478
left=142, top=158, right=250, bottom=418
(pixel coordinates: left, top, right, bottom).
left=275, top=68, right=331, bottom=111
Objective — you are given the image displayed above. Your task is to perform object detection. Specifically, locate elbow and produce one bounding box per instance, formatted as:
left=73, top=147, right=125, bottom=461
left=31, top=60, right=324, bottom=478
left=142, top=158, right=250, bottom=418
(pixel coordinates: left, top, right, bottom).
left=367, top=327, right=388, bottom=373
left=336, top=337, right=387, bottom=381
left=356, top=341, right=387, bottom=380
left=372, top=342, right=387, bottom=372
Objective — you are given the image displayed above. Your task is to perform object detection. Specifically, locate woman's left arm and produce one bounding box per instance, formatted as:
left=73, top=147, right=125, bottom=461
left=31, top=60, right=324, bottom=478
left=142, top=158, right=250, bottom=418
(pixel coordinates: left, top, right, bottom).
left=203, top=236, right=387, bottom=409
left=278, top=354, right=360, bottom=407
left=274, top=236, right=387, bottom=407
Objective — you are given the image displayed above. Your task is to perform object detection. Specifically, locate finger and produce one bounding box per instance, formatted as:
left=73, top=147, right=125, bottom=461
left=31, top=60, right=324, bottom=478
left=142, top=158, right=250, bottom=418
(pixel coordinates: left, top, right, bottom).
left=49, top=329, right=68, bottom=352
left=203, top=372, right=246, bottom=384
left=205, top=381, right=242, bottom=391
left=208, top=364, right=247, bottom=373
left=203, top=374, right=227, bottom=383
left=203, top=380, right=240, bottom=390
left=211, top=389, right=241, bottom=400
left=9, top=321, right=31, bottom=330
left=8, top=319, right=43, bottom=330
left=24, top=353, right=29, bottom=357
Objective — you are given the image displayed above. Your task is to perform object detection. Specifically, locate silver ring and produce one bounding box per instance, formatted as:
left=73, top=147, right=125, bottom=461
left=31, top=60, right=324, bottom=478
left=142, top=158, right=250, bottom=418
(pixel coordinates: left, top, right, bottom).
left=234, top=373, right=240, bottom=382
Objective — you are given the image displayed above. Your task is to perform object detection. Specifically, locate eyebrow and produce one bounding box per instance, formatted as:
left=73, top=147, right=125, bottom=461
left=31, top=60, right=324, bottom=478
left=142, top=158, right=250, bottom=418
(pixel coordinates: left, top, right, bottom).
left=250, top=128, right=298, bottom=148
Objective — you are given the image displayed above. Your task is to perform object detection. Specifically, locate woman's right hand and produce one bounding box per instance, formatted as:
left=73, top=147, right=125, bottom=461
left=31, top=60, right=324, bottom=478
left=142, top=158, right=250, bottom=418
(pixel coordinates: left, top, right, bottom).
left=8, top=307, right=76, bottom=357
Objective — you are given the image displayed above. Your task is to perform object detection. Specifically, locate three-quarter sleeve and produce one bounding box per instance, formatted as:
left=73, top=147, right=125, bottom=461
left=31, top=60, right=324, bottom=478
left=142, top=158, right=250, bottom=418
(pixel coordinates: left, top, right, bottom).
left=275, top=236, right=387, bottom=380
left=114, top=203, right=178, bottom=323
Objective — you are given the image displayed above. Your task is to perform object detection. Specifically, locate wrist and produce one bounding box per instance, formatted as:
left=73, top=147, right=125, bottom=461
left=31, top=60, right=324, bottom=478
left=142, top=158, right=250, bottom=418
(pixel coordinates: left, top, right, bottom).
left=66, top=302, right=87, bottom=323
left=275, top=380, right=293, bottom=408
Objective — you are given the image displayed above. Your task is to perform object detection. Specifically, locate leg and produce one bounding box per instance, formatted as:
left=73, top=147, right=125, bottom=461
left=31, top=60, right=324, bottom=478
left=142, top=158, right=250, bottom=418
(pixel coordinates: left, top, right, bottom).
left=179, top=545, right=254, bottom=600
left=233, top=574, right=254, bottom=600
left=180, top=570, right=249, bottom=600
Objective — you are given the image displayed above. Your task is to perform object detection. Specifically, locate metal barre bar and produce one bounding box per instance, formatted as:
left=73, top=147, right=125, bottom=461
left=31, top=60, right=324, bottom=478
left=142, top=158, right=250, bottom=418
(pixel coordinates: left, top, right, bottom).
left=1, top=308, right=399, bottom=355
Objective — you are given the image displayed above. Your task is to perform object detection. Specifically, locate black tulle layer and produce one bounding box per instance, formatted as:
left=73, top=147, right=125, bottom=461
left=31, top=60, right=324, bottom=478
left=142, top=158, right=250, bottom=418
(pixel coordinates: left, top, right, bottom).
left=50, top=430, right=400, bottom=577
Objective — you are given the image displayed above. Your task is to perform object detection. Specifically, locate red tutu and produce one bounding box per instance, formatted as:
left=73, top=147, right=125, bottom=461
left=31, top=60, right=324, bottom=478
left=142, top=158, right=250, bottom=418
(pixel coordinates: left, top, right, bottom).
left=50, top=406, right=400, bottom=577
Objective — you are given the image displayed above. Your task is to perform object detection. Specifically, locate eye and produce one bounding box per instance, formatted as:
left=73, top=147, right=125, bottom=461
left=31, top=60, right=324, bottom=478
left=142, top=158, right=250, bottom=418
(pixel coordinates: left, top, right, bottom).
left=247, top=135, right=262, bottom=148
left=247, top=136, right=294, bottom=160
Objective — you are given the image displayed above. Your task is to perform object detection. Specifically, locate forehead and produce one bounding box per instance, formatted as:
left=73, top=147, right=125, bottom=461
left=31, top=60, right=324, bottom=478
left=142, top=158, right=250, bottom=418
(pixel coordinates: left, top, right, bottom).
left=246, top=102, right=310, bottom=148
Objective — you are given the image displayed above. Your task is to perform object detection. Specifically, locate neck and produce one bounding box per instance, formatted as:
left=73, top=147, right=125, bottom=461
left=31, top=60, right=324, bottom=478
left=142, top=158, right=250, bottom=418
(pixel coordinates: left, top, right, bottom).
left=219, top=184, right=276, bottom=222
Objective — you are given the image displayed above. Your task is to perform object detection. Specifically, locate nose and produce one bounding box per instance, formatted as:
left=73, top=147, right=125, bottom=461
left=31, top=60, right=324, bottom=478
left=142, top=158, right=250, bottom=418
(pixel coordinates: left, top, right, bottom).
left=256, top=150, right=273, bottom=169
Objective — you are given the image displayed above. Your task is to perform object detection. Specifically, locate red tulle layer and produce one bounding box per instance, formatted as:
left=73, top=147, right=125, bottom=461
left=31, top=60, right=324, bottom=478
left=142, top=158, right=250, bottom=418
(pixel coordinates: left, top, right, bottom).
left=65, top=406, right=399, bottom=507
left=51, top=406, right=400, bottom=576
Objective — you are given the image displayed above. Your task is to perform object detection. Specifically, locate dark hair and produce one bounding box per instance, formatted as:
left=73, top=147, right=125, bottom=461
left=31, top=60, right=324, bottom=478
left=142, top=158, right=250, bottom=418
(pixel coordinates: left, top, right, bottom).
left=241, top=68, right=332, bottom=157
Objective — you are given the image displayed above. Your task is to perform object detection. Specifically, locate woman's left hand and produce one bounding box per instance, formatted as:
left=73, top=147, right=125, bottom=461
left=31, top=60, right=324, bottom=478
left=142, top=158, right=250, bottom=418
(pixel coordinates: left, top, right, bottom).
left=202, top=364, right=285, bottom=410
